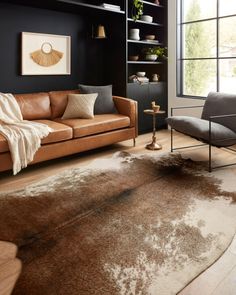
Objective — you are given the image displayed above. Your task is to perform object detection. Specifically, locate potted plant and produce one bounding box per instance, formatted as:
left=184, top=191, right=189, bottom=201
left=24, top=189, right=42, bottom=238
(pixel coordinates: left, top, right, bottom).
left=132, top=0, right=143, bottom=21
left=143, top=46, right=167, bottom=61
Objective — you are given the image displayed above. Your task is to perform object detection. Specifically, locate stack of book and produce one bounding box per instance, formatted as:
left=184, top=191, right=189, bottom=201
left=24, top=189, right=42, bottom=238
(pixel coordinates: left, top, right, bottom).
left=135, top=77, right=149, bottom=84
left=129, top=75, right=149, bottom=84
left=100, top=3, right=121, bottom=11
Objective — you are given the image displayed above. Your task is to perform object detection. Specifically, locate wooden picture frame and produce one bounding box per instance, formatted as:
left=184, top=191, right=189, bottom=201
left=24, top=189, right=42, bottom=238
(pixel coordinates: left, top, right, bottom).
left=21, top=32, right=71, bottom=75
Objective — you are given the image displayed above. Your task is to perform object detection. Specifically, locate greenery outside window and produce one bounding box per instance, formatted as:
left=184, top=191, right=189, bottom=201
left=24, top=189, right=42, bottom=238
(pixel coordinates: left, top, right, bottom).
left=177, top=0, right=236, bottom=98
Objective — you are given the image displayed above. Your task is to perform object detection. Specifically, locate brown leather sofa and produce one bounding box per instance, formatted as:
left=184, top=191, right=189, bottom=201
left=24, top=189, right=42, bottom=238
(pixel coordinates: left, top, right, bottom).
left=0, top=90, right=138, bottom=173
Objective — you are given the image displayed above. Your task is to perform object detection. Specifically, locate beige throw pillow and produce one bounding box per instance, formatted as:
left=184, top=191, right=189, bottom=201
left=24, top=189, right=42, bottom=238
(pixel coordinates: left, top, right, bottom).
left=62, top=93, right=98, bottom=119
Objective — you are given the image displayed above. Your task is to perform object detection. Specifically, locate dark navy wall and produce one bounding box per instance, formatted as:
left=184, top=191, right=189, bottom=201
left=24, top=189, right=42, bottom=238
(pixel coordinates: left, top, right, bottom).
left=0, top=3, right=106, bottom=93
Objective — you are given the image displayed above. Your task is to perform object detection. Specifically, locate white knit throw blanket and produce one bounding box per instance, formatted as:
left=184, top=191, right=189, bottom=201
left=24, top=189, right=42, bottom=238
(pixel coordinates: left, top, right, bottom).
left=0, top=93, right=52, bottom=175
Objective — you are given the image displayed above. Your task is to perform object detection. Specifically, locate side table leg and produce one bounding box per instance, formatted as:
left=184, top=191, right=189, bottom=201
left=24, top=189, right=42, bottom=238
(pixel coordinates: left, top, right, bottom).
left=146, top=114, right=162, bottom=150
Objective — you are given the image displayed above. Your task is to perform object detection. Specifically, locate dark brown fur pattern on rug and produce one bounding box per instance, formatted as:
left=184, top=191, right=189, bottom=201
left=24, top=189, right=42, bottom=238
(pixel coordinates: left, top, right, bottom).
left=0, top=152, right=236, bottom=295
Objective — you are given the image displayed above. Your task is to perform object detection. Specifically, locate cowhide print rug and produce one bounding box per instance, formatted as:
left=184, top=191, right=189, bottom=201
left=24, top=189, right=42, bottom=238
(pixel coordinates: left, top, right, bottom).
left=1, top=152, right=236, bottom=295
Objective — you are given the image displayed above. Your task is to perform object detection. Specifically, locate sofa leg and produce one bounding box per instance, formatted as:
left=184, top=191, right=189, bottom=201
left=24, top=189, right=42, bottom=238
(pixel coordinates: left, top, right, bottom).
left=133, top=138, right=136, bottom=147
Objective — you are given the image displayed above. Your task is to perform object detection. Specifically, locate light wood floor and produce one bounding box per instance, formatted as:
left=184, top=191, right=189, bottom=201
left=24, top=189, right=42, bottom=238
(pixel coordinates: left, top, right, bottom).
left=0, top=130, right=236, bottom=295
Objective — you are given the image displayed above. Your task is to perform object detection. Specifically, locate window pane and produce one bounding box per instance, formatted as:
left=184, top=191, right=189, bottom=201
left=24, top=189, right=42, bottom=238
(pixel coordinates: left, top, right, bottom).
left=219, top=17, right=236, bottom=57
left=183, top=20, right=216, bottom=58
left=219, top=59, right=236, bottom=93
left=183, top=0, right=216, bottom=22
left=183, top=60, right=217, bottom=96
left=219, top=0, right=236, bottom=17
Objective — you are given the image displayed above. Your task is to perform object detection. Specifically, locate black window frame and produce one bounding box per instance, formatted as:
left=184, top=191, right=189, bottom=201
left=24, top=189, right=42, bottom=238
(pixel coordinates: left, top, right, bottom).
left=177, top=0, right=236, bottom=99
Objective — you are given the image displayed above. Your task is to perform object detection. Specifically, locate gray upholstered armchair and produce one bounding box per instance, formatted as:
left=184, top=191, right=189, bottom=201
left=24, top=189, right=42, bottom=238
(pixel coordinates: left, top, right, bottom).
left=167, top=92, right=236, bottom=172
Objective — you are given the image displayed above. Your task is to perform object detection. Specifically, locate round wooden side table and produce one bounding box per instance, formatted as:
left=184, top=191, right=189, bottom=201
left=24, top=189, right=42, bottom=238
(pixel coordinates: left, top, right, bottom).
left=143, top=109, right=166, bottom=150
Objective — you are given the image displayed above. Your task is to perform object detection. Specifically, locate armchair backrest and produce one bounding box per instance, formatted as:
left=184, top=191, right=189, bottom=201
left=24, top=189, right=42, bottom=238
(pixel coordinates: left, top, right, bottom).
left=201, top=92, right=236, bottom=133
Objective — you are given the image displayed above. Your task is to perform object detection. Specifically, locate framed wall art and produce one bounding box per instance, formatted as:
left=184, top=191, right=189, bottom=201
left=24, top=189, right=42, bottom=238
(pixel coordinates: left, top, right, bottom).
left=21, top=32, right=71, bottom=75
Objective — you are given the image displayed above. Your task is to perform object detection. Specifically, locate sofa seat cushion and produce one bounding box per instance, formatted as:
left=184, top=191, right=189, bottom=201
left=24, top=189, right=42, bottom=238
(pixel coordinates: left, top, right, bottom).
left=167, top=116, right=236, bottom=147
left=55, top=114, right=130, bottom=138
left=0, top=120, right=73, bottom=153
left=0, top=135, right=8, bottom=153
left=33, top=120, right=73, bottom=144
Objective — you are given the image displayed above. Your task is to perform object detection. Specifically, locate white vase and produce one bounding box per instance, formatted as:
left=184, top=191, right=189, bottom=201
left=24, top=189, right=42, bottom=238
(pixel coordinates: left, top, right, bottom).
left=129, top=29, right=140, bottom=41
left=152, top=74, right=160, bottom=82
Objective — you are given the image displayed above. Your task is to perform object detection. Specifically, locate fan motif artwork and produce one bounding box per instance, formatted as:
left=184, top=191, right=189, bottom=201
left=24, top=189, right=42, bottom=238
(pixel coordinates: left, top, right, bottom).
left=30, top=42, right=63, bottom=67
left=21, top=32, right=71, bottom=75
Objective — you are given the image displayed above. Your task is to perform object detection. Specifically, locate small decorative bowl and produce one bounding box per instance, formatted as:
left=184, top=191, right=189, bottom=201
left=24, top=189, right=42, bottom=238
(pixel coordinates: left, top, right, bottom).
left=141, top=15, right=153, bottom=23
left=129, top=55, right=139, bottom=61
left=145, top=35, right=155, bottom=40
left=145, top=54, right=157, bottom=61
left=136, top=72, right=146, bottom=77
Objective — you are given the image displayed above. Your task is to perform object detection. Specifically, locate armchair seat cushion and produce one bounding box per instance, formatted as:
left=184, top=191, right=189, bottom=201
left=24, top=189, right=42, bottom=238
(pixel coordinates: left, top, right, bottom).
left=55, top=114, right=130, bottom=138
left=167, top=116, right=236, bottom=147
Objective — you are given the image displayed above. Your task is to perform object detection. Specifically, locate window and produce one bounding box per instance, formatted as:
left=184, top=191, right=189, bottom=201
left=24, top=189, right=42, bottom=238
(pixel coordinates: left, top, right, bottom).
left=177, top=0, right=236, bottom=98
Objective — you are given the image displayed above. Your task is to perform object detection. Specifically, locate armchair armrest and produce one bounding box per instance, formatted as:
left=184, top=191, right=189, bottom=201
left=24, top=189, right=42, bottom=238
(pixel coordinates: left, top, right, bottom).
left=208, top=113, right=236, bottom=144
left=113, top=96, right=138, bottom=136
left=209, top=113, right=236, bottom=119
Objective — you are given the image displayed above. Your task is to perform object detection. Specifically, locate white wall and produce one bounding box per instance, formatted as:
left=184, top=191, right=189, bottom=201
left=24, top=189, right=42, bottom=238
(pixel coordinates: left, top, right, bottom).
left=167, top=0, right=204, bottom=118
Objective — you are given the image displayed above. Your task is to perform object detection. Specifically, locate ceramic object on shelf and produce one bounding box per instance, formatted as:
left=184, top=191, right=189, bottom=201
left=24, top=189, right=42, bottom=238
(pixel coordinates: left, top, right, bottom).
left=152, top=73, right=160, bottom=82
left=145, top=54, right=157, bottom=61
left=136, top=72, right=146, bottom=77
left=129, top=55, right=139, bottom=61
left=129, top=28, right=140, bottom=41
left=145, top=35, right=155, bottom=40
left=141, top=15, right=153, bottom=23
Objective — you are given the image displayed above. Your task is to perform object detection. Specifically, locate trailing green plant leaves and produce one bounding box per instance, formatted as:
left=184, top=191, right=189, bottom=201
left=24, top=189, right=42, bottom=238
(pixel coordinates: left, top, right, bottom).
left=132, top=0, right=144, bottom=21
left=142, top=46, right=168, bottom=58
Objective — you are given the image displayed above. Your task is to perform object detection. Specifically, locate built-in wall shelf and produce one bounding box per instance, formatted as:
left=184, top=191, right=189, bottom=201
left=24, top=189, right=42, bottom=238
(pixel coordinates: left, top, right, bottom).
left=127, top=61, right=163, bottom=64
left=128, top=39, right=163, bottom=46
left=57, top=0, right=125, bottom=14
left=127, top=18, right=163, bottom=26
left=127, top=82, right=167, bottom=133
left=126, top=0, right=168, bottom=134
left=142, top=1, right=164, bottom=8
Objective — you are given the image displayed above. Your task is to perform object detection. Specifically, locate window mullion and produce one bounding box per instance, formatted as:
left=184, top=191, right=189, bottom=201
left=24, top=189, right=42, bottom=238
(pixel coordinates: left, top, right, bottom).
left=178, top=0, right=221, bottom=97
left=180, top=0, right=183, bottom=95
left=217, top=0, right=220, bottom=92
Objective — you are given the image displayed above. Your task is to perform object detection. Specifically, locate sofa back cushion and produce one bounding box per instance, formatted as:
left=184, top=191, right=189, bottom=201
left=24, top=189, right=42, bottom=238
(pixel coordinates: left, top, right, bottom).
left=14, top=92, right=51, bottom=120
left=49, top=89, right=80, bottom=119
left=201, top=92, right=236, bottom=133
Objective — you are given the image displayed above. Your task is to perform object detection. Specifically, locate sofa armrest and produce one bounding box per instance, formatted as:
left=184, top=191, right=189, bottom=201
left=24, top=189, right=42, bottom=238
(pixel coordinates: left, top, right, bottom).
left=113, top=96, right=138, bottom=136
